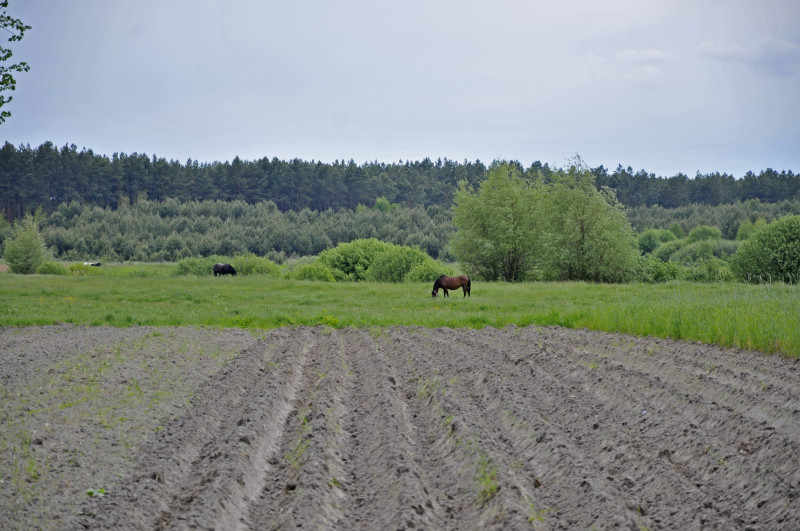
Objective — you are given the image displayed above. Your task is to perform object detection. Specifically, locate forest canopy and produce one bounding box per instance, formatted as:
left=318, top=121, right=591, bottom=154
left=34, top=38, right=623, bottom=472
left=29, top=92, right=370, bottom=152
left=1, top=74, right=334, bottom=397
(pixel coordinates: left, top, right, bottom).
left=1, top=141, right=799, bottom=221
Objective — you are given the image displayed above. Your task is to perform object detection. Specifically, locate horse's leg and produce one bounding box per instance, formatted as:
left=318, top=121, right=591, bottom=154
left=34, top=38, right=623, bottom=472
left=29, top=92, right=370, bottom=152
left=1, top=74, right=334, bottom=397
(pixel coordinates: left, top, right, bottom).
left=443, top=288, right=449, bottom=298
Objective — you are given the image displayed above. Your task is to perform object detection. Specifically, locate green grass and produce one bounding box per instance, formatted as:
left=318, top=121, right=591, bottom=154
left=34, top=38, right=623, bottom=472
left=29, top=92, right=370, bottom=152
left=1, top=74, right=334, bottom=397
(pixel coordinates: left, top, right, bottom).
left=1, top=263, right=798, bottom=356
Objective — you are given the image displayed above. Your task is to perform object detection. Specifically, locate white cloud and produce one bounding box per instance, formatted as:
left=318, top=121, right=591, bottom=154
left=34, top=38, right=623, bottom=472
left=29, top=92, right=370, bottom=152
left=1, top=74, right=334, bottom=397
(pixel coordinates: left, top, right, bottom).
left=696, top=35, right=800, bottom=74
left=610, top=49, right=671, bottom=87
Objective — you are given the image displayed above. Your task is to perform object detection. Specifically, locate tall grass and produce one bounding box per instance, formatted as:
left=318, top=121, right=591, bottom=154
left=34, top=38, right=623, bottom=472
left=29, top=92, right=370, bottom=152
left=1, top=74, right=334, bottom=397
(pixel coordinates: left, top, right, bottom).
left=1, top=264, right=797, bottom=356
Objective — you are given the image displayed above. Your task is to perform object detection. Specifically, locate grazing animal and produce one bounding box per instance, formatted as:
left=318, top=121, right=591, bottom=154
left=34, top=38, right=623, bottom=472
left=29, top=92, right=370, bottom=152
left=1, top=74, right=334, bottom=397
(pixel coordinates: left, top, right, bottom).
left=431, top=275, right=471, bottom=298
left=83, top=262, right=101, bottom=266
left=213, top=263, right=237, bottom=277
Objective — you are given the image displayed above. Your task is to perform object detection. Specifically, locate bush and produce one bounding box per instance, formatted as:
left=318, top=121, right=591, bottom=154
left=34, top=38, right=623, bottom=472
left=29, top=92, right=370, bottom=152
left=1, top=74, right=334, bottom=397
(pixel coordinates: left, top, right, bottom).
left=175, top=255, right=229, bottom=276
left=637, top=228, right=677, bottom=255
left=653, top=240, right=684, bottom=262
left=367, top=245, right=430, bottom=282
left=731, top=215, right=800, bottom=283
left=318, top=238, right=394, bottom=281
left=670, top=240, right=714, bottom=264
left=290, top=262, right=335, bottom=281
left=687, top=258, right=735, bottom=283
left=405, top=258, right=455, bottom=282
left=69, top=263, right=102, bottom=276
left=4, top=216, right=50, bottom=274
left=36, top=262, right=68, bottom=275
left=634, top=255, right=686, bottom=283
left=232, top=253, right=281, bottom=276
left=686, top=224, right=721, bottom=243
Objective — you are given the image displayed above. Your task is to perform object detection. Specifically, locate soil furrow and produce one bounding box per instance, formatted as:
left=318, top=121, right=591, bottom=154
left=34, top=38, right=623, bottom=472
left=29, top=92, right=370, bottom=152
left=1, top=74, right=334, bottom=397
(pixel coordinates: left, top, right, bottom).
left=510, top=326, right=800, bottom=525
left=161, top=332, right=314, bottom=530
left=336, top=329, right=445, bottom=530
left=398, top=327, right=662, bottom=529
left=460, top=327, right=735, bottom=528
left=474, top=326, right=800, bottom=528
left=3, top=325, right=799, bottom=530
left=246, top=329, right=355, bottom=528
left=387, top=327, right=613, bottom=528
left=525, top=327, right=800, bottom=434
left=74, top=328, right=313, bottom=530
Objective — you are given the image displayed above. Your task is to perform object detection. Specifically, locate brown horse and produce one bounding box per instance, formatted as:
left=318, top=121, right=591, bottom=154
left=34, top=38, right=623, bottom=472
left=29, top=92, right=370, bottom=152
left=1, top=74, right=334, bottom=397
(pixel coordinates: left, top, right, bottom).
left=431, top=275, right=471, bottom=298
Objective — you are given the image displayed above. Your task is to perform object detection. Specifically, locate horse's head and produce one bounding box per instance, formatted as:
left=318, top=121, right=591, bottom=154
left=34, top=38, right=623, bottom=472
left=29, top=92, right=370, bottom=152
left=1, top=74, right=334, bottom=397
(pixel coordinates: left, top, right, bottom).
left=431, top=289, right=438, bottom=297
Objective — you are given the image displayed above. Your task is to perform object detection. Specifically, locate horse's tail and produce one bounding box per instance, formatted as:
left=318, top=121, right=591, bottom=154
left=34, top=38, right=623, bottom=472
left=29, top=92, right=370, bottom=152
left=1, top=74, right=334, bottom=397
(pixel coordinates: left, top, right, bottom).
left=466, top=276, right=471, bottom=297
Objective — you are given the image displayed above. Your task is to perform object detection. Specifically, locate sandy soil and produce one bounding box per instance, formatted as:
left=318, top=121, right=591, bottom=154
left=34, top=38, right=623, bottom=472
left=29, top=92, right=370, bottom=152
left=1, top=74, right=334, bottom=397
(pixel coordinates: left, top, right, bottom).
left=1, top=325, right=799, bottom=530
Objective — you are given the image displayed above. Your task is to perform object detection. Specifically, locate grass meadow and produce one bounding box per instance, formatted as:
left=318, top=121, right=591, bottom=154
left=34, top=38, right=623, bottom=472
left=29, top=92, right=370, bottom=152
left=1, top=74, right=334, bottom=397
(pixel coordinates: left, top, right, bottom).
left=1, top=263, right=798, bottom=357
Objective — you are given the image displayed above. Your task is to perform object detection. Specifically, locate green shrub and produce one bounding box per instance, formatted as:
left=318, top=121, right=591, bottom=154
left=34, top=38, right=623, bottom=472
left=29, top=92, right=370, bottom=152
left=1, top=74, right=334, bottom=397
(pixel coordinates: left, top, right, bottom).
left=405, top=258, right=455, bottom=282
left=290, top=262, right=336, bottom=281
left=687, top=258, right=735, bottom=283
left=367, top=245, right=430, bottom=282
left=36, top=262, right=68, bottom=275
left=731, top=215, right=800, bottom=283
left=175, top=255, right=229, bottom=276
left=637, top=228, right=677, bottom=255
left=318, top=238, right=394, bottom=281
left=686, top=224, right=721, bottom=243
left=634, top=255, right=686, bottom=283
left=4, top=216, right=50, bottom=274
left=653, top=240, right=684, bottom=262
left=69, top=263, right=102, bottom=276
left=670, top=240, right=714, bottom=264
left=232, top=253, right=281, bottom=276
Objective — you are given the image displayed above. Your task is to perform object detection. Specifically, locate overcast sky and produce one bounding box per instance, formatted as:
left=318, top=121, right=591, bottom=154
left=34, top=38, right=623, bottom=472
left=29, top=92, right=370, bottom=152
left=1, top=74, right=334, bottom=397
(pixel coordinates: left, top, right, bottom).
left=2, top=1, right=799, bottom=178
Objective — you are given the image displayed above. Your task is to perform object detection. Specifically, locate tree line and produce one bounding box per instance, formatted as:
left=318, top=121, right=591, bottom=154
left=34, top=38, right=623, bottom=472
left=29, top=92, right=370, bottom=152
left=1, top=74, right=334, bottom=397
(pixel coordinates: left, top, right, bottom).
left=1, top=194, right=795, bottom=268
left=3, top=164, right=799, bottom=284
left=2, top=141, right=799, bottom=221
left=33, top=197, right=455, bottom=263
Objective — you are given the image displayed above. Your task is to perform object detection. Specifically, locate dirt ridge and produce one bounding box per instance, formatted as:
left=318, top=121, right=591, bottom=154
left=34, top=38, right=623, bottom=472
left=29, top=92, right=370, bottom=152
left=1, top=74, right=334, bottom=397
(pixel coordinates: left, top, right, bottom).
left=1, top=325, right=799, bottom=530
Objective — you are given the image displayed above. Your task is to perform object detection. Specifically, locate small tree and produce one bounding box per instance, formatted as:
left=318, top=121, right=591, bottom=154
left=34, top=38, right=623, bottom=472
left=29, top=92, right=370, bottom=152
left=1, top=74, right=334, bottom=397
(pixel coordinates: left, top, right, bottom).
left=4, top=215, right=49, bottom=273
left=537, top=161, right=637, bottom=282
left=450, top=162, right=540, bottom=281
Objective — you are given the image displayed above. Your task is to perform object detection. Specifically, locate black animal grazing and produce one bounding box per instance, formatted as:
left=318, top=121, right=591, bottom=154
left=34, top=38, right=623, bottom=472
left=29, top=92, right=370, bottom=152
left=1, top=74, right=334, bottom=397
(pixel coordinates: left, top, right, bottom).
left=431, top=275, right=471, bottom=298
left=213, top=263, right=237, bottom=277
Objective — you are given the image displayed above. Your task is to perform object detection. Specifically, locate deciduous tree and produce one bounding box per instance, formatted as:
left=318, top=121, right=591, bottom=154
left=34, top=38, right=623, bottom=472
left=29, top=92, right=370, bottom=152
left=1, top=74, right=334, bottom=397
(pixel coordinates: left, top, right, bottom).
left=536, top=160, right=637, bottom=282
left=0, top=0, right=30, bottom=124
left=451, top=162, right=540, bottom=281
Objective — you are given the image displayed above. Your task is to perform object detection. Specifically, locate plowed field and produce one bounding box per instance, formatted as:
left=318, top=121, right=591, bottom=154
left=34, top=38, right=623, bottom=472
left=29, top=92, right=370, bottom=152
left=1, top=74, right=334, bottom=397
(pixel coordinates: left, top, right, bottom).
left=2, top=325, right=799, bottom=529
